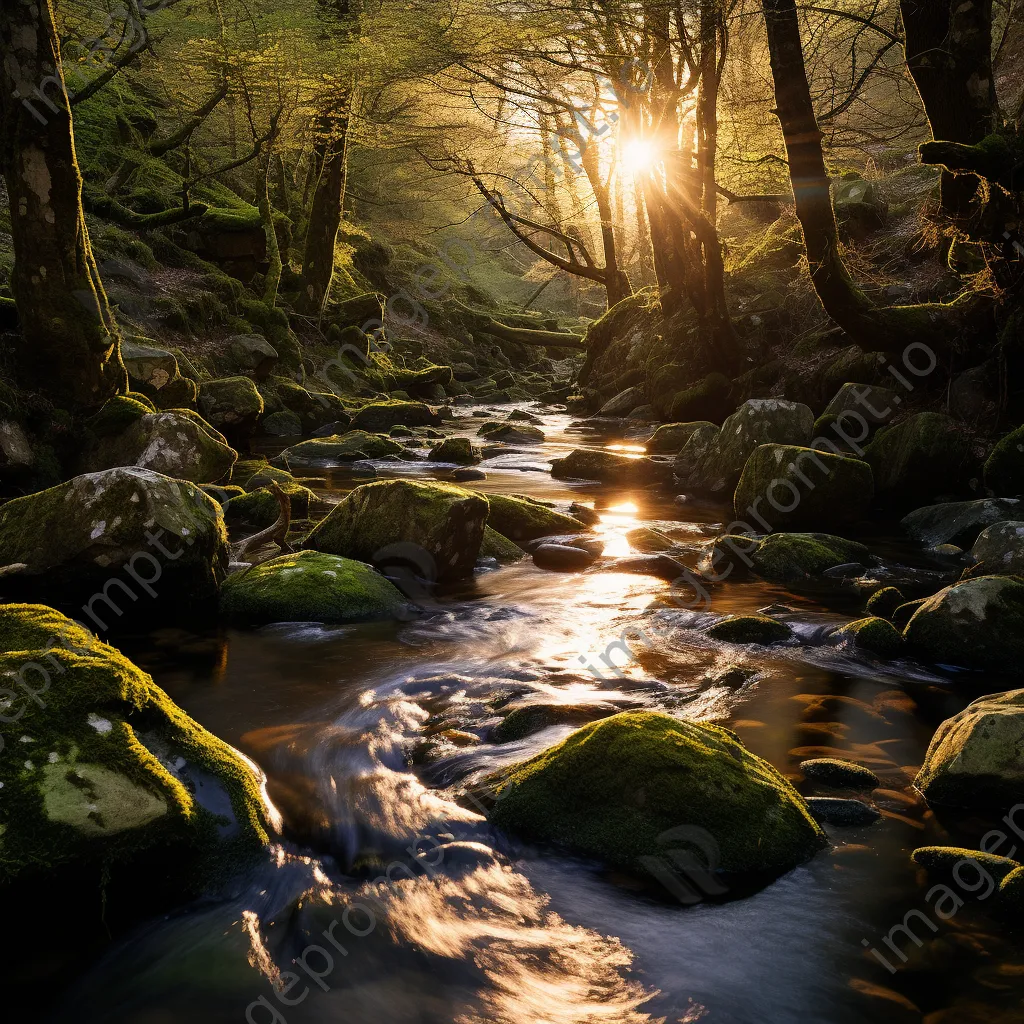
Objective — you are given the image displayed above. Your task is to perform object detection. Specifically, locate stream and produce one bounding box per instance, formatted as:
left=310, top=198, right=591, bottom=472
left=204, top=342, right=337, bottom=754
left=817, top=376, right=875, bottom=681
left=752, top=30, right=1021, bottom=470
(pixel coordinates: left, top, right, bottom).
left=42, top=404, right=1024, bottom=1024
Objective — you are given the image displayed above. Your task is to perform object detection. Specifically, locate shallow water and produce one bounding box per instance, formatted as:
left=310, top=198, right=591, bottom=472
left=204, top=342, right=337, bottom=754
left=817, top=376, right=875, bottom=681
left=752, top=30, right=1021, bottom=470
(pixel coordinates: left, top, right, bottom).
left=42, top=404, right=1024, bottom=1023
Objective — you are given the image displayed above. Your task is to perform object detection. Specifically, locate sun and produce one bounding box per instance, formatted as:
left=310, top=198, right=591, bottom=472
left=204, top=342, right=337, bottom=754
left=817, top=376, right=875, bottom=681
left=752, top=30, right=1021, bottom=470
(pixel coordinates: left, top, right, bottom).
left=621, top=139, right=656, bottom=174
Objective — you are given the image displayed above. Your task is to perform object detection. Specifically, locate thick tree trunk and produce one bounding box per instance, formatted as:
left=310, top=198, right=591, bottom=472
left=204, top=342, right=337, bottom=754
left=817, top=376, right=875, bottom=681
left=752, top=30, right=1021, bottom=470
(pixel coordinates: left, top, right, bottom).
left=298, top=111, right=350, bottom=320
left=0, top=0, right=125, bottom=408
left=900, top=0, right=998, bottom=213
left=762, top=0, right=990, bottom=355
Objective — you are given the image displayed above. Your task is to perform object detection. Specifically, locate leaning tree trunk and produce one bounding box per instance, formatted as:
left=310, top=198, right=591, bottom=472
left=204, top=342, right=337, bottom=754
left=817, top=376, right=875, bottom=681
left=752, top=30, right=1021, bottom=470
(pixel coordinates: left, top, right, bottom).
left=0, top=0, right=125, bottom=408
left=900, top=0, right=998, bottom=214
left=298, top=109, right=350, bottom=320
left=762, top=0, right=989, bottom=356
left=580, top=134, right=632, bottom=307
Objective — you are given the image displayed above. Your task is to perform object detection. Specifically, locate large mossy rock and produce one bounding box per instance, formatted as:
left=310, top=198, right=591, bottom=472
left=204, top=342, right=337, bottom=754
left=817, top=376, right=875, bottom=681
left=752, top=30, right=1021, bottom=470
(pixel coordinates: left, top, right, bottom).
left=84, top=407, right=236, bottom=484
left=121, top=339, right=180, bottom=390
left=275, top=381, right=350, bottom=432
left=488, top=711, right=826, bottom=881
left=676, top=399, right=814, bottom=497
left=984, top=425, right=1024, bottom=496
left=280, top=430, right=404, bottom=464
left=864, top=412, right=970, bottom=507
left=349, top=401, right=440, bottom=433
left=0, top=468, right=228, bottom=617
left=970, top=521, right=1024, bottom=576
left=479, top=492, right=586, bottom=542
left=197, top=376, right=265, bottom=440
left=550, top=448, right=672, bottom=486
left=901, top=498, right=1022, bottom=549
left=705, top=532, right=871, bottom=583
left=477, top=422, right=545, bottom=444
left=220, top=551, right=409, bottom=625
left=813, top=382, right=900, bottom=437
left=427, top=437, right=478, bottom=465
left=224, top=334, right=278, bottom=380
left=0, top=605, right=272, bottom=892
left=903, top=575, right=1024, bottom=674
left=303, top=479, right=489, bottom=582
left=733, top=444, right=873, bottom=529
left=915, top=689, right=1024, bottom=808
left=644, top=421, right=716, bottom=454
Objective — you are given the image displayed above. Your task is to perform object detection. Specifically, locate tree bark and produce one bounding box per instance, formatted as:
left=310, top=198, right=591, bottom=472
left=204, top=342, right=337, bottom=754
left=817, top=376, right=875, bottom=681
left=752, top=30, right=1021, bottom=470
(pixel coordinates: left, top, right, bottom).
left=899, top=0, right=998, bottom=213
left=298, top=110, right=350, bottom=320
left=0, top=0, right=125, bottom=408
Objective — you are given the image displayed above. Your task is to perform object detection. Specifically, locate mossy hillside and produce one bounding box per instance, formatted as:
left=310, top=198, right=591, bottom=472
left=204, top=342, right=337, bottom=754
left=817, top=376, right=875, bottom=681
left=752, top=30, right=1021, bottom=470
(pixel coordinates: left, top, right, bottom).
left=488, top=711, right=826, bottom=879
left=915, top=688, right=1024, bottom=808
left=833, top=616, right=903, bottom=657
left=82, top=410, right=237, bottom=484
left=303, top=479, right=489, bottom=582
left=220, top=551, right=408, bottom=626
left=478, top=492, right=586, bottom=542
left=733, top=444, right=874, bottom=530
left=281, top=430, right=404, bottom=464
left=903, top=575, right=1024, bottom=674
left=0, top=468, right=228, bottom=612
left=984, top=425, right=1024, bottom=496
left=0, top=605, right=271, bottom=890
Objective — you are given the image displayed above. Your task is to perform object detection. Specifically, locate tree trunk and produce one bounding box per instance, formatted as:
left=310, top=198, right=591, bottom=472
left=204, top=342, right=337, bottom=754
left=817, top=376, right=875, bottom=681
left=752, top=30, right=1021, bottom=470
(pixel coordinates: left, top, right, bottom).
left=762, top=0, right=990, bottom=355
left=298, top=110, right=350, bottom=320
left=581, top=142, right=632, bottom=307
left=0, top=0, right=125, bottom=409
left=900, top=0, right=998, bottom=213
left=260, top=157, right=282, bottom=307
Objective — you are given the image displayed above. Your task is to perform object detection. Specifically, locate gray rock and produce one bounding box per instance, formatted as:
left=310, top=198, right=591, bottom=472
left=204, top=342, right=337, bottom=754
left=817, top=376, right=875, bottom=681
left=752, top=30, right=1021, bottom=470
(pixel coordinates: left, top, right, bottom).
left=805, top=796, right=880, bottom=826
left=902, top=498, right=1021, bottom=548
left=970, top=520, right=1024, bottom=575
left=224, top=333, right=278, bottom=380
left=533, top=543, right=599, bottom=571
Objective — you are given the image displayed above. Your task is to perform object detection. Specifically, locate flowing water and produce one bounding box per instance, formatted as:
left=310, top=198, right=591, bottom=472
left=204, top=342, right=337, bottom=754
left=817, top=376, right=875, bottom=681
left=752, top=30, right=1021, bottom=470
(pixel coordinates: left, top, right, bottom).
left=38, top=405, right=1024, bottom=1023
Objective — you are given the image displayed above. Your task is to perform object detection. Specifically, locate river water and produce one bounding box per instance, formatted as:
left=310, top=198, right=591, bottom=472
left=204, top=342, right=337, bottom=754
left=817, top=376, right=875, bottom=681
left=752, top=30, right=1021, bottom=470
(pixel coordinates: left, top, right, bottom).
left=44, top=404, right=1024, bottom=1023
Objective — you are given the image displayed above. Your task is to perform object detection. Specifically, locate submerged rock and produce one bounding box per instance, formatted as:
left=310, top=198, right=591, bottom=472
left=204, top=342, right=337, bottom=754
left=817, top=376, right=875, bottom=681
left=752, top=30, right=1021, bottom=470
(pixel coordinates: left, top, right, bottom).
left=901, top=498, right=1021, bottom=549
left=220, top=550, right=409, bottom=625
left=0, top=468, right=227, bottom=618
left=487, top=711, right=826, bottom=881
left=0, top=605, right=272, bottom=893
left=644, top=421, right=716, bottom=454
left=706, top=614, right=792, bottom=645
left=805, top=797, right=880, bottom=826
left=733, top=444, right=873, bottom=529
left=903, top=575, right=1024, bottom=673
left=303, top=479, right=489, bottom=582
left=800, top=758, right=879, bottom=789
left=350, top=401, right=440, bottom=433
left=83, top=407, right=236, bottom=484
left=480, top=492, right=585, bottom=542
left=280, top=430, right=404, bottom=464
left=915, top=689, right=1024, bottom=808
left=550, top=449, right=672, bottom=486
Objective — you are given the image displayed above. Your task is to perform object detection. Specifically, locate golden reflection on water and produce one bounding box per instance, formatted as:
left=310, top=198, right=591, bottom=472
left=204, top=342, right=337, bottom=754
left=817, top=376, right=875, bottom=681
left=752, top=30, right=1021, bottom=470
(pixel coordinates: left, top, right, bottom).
left=604, top=443, right=646, bottom=458
left=595, top=500, right=640, bottom=557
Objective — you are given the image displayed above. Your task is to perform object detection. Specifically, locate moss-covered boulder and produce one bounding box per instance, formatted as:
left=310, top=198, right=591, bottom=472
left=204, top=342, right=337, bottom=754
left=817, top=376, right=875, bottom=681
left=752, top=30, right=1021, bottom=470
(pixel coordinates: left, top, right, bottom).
left=427, top=437, right=478, bottom=465
left=87, top=393, right=155, bottom=436
left=915, top=689, right=1024, bottom=808
left=672, top=422, right=720, bottom=483
left=800, top=758, right=879, bottom=789
left=480, top=492, right=585, bottom=542
left=903, top=575, right=1024, bottom=674
left=487, top=711, right=826, bottom=882
left=864, top=412, right=970, bottom=507
left=550, top=449, right=673, bottom=486
left=625, top=527, right=675, bottom=552
left=197, top=376, right=265, bottom=440
left=350, top=401, right=440, bottom=433
left=901, top=498, right=1021, bottom=549
left=733, top=444, right=873, bottom=529
left=220, top=551, right=408, bottom=625
left=83, top=409, right=236, bottom=484
left=280, top=430, right=404, bottom=464
left=865, top=586, right=905, bottom=621
left=667, top=372, right=732, bottom=423
left=833, top=616, right=903, bottom=657
left=223, top=484, right=313, bottom=530
left=0, top=605, right=272, bottom=892
left=706, top=614, right=793, bottom=645
left=260, top=410, right=302, bottom=436
left=676, top=399, right=815, bottom=497
left=479, top=527, right=526, bottom=562
left=706, top=532, right=871, bottom=583
left=911, top=846, right=1020, bottom=883
left=478, top=422, right=545, bottom=444
left=984, top=425, right=1024, bottom=496
left=224, top=333, right=278, bottom=380
left=0, top=468, right=228, bottom=619
left=813, top=382, right=899, bottom=438
left=275, top=381, right=350, bottom=432
left=644, top=421, right=716, bottom=454
left=304, top=479, right=488, bottom=582
left=969, top=521, right=1024, bottom=575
